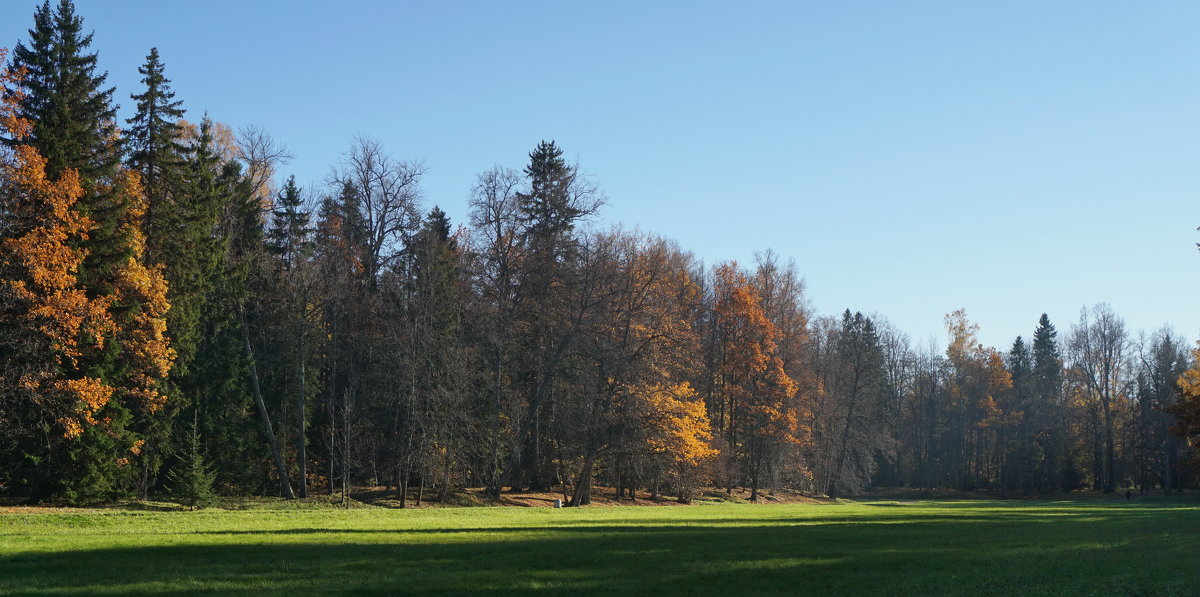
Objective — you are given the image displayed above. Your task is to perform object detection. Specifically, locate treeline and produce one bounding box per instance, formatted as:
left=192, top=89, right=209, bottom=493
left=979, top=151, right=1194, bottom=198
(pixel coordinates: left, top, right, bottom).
left=2, top=1, right=1199, bottom=505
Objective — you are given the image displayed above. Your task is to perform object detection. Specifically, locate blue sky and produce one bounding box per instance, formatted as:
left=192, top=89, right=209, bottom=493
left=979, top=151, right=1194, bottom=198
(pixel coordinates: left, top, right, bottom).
left=3, top=1, right=1197, bottom=350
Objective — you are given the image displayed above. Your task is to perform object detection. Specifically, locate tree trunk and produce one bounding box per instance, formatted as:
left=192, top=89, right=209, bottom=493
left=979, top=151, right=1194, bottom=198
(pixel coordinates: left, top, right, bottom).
left=569, top=452, right=595, bottom=506
left=439, top=456, right=452, bottom=502
left=1103, top=406, right=1116, bottom=493
left=138, top=452, right=151, bottom=501
left=416, top=470, right=424, bottom=506
left=486, top=353, right=504, bottom=498
left=296, top=331, right=307, bottom=498
left=241, top=308, right=295, bottom=500
left=399, top=466, right=409, bottom=508
left=327, top=347, right=338, bottom=496
left=341, top=387, right=351, bottom=507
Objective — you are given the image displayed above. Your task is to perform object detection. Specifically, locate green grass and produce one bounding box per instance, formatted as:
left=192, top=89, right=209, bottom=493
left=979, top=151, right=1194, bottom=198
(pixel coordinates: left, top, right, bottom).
left=2, top=498, right=1198, bottom=595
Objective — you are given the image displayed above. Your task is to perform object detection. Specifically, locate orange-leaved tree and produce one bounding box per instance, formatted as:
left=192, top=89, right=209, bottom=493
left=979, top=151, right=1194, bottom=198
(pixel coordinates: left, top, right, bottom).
left=636, top=381, right=717, bottom=502
left=943, top=309, right=1014, bottom=489
left=1167, top=348, right=1200, bottom=474
left=0, top=50, right=174, bottom=500
left=107, top=166, right=173, bottom=413
left=0, top=49, right=116, bottom=481
left=712, top=262, right=803, bottom=500
left=101, top=164, right=174, bottom=499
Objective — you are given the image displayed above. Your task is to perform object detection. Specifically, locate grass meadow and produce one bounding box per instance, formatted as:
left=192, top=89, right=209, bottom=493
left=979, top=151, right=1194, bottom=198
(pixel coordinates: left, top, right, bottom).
left=2, top=498, right=1198, bottom=595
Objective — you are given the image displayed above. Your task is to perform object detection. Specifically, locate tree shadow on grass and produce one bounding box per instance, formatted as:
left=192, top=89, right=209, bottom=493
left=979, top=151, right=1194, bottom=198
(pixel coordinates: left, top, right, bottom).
left=3, top=508, right=1198, bottom=596
left=183, top=504, right=1179, bottom=536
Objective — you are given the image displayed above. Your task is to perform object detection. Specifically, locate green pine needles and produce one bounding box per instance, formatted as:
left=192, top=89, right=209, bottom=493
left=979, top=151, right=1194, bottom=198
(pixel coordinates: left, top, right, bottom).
left=167, top=412, right=218, bottom=510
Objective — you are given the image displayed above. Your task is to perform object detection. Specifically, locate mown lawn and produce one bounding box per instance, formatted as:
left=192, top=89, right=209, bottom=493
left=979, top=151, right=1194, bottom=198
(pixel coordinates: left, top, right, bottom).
left=1, top=498, right=1198, bottom=595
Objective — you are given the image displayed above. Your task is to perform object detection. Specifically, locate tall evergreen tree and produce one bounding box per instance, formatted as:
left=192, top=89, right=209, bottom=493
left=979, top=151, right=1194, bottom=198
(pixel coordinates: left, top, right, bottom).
left=517, top=140, right=578, bottom=256
left=120, top=49, right=194, bottom=498
left=5, top=0, right=118, bottom=183
left=2, top=4, right=176, bottom=501
left=126, top=47, right=185, bottom=259
left=267, top=176, right=312, bottom=268
left=0, top=54, right=112, bottom=496
left=165, top=118, right=258, bottom=492
left=161, top=118, right=229, bottom=377
left=504, top=140, right=603, bottom=491
left=1006, top=336, right=1033, bottom=492
left=5, top=0, right=129, bottom=294
left=1133, top=330, right=1186, bottom=493
left=263, top=175, right=316, bottom=497
left=400, top=206, right=470, bottom=504
left=1031, top=313, right=1067, bottom=490
left=817, top=310, right=888, bottom=497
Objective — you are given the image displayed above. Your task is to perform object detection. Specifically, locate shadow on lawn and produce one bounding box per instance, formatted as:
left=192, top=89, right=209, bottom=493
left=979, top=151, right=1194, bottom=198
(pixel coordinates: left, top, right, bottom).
left=3, top=506, right=1198, bottom=596
left=185, top=503, right=1184, bottom=536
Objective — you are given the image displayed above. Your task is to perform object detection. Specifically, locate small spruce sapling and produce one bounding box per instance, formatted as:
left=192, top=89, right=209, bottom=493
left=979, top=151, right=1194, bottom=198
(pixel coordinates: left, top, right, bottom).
left=168, top=412, right=218, bottom=510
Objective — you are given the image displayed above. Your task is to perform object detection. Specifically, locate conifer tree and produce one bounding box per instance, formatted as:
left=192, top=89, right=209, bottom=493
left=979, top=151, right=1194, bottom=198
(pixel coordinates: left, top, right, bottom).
left=401, top=206, right=470, bottom=503
left=517, top=141, right=578, bottom=257
left=505, top=140, right=603, bottom=491
left=1, top=34, right=174, bottom=501
left=1006, top=336, right=1033, bottom=492
left=1031, top=313, right=1067, bottom=490
left=167, top=411, right=218, bottom=510
left=180, top=122, right=279, bottom=494
left=5, top=1, right=119, bottom=184
left=819, top=310, right=888, bottom=497
left=126, top=47, right=185, bottom=261
left=0, top=51, right=114, bottom=495
left=267, top=176, right=311, bottom=267
left=155, top=118, right=224, bottom=382
left=264, top=175, right=315, bottom=497
left=5, top=1, right=129, bottom=296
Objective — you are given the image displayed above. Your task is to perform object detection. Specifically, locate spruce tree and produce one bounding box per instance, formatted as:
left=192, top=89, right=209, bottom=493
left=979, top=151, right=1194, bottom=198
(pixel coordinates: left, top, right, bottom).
left=3, top=3, right=175, bottom=502
left=6, top=0, right=119, bottom=183
left=167, top=411, right=218, bottom=510
left=264, top=175, right=315, bottom=497
left=156, top=118, right=224, bottom=379
left=1031, top=314, right=1067, bottom=490
left=517, top=140, right=578, bottom=257
left=1006, top=336, right=1033, bottom=492
left=404, top=206, right=469, bottom=502
left=177, top=120, right=263, bottom=493
left=126, top=47, right=185, bottom=260
left=6, top=0, right=129, bottom=292
left=267, top=176, right=312, bottom=268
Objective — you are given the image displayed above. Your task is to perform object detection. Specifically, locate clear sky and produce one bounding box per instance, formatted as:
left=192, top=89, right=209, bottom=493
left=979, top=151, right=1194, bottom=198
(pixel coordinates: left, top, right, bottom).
left=3, top=1, right=1197, bottom=350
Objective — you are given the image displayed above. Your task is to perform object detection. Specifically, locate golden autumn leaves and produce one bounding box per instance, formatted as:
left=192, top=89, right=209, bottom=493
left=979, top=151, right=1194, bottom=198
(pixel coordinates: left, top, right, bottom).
left=0, top=51, right=174, bottom=439
left=1168, top=350, right=1200, bottom=450
left=714, top=264, right=806, bottom=449
left=638, top=382, right=718, bottom=467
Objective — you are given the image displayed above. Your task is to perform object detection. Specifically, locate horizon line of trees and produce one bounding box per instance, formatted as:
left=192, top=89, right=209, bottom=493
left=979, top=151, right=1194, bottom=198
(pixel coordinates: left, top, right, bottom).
left=3, top=1, right=1200, bottom=505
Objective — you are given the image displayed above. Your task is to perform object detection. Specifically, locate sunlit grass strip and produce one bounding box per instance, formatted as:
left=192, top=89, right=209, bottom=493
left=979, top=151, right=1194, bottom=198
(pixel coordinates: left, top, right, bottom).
left=2, top=499, right=1198, bottom=595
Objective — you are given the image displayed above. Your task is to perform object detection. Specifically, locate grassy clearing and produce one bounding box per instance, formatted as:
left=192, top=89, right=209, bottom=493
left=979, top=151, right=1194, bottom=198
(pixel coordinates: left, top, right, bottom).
left=2, top=498, right=1198, bottom=595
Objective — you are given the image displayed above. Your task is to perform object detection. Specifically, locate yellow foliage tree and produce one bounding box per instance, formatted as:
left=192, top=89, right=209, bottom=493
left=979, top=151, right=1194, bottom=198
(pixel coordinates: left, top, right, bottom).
left=0, top=50, right=115, bottom=440
left=1, top=51, right=173, bottom=499
left=107, top=167, right=174, bottom=415
left=712, top=262, right=803, bottom=500
left=634, top=381, right=717, bottom=502
left=1167, top=349, right=1200, bottom=469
